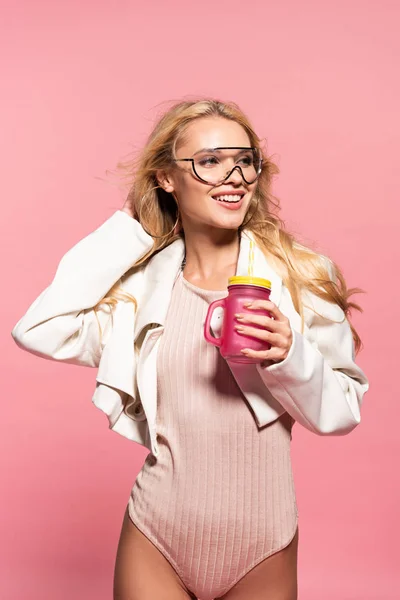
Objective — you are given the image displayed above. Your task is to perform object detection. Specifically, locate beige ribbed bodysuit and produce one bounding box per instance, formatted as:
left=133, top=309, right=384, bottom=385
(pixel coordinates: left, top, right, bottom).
left=128, top=271, right=298, bottom=600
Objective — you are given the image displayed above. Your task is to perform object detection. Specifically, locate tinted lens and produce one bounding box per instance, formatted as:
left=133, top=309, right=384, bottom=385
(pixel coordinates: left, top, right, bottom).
left=193, top=148, right=261, bottom=184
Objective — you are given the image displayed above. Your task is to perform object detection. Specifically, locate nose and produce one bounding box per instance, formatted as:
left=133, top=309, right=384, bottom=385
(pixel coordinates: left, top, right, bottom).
left=223, top=165, right=246, bottom=184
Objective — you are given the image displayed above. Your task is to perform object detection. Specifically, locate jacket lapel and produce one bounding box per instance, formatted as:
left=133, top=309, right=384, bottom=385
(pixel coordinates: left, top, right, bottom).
left=134, top=237, right=185, bottom=341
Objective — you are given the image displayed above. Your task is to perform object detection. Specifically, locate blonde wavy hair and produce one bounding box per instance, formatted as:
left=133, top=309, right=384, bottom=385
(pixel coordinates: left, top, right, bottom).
left=94, top=97, right=364, bottom=353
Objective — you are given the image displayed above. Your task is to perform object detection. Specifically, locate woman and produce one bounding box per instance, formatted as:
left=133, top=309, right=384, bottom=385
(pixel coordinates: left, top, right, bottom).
left=11, top=98, right=369, bottom=600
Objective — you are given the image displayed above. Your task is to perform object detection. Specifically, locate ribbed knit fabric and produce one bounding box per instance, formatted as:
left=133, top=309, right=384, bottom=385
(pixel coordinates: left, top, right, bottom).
left=128, top=271, right=298, bottom=600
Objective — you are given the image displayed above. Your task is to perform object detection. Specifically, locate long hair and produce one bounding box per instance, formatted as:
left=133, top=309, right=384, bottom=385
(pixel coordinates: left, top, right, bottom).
left=94, top=97, right=364, bottom=353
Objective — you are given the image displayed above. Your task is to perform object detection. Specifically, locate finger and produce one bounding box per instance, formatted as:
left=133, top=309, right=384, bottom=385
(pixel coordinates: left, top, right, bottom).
left=235, top=312, right=281, bottom=331
left=234, top=324, right=281, bottom=345
left=244, top=300, right=286, bottom=322
left=240, top=346, right=287, bottom=363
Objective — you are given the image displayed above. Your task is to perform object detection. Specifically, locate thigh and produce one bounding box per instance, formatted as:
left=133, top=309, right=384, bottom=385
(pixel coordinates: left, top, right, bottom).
left=113, top=505, right=196, bottom=600
left=217, top=526, right=299, bottom=600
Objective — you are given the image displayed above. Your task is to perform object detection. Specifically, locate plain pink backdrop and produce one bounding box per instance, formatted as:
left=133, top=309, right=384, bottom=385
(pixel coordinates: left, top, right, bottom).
left=2, top=1, right=398, bottom=598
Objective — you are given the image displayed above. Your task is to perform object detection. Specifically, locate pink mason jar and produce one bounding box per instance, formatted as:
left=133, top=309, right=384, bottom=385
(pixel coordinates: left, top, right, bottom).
left=204, top=275, right=272, bottom=364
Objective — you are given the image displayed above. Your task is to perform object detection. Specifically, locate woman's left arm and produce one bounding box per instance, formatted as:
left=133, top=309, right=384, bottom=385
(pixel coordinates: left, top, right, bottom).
left=235, top=290, right=369, bottom=436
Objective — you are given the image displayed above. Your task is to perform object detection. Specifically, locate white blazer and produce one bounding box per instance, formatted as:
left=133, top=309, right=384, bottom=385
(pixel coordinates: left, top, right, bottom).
left=11, top=210, right=369, bottom=457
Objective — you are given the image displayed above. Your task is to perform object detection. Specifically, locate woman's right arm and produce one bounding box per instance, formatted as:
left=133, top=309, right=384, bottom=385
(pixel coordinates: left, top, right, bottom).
left=11, top=210, right=154, bottom=367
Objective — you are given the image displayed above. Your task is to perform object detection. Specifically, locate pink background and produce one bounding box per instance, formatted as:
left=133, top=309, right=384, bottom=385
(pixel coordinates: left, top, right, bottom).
left=2, top=1, right=398, bottom=598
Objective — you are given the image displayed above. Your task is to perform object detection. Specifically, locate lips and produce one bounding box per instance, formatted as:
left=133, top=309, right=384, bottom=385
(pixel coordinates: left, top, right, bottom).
left=211, top=192, right=246, bottom=203
left=211, top=192, right=246, bottom=211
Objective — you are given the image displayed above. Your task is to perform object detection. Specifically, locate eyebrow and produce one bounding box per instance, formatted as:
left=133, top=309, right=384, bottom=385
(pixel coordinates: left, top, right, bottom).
left=192, top=146, right=253, bottom=156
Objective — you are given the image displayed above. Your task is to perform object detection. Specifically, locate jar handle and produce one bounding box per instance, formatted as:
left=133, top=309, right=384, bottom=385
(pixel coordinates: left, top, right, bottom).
left=204, top=298, right=226, bottom=347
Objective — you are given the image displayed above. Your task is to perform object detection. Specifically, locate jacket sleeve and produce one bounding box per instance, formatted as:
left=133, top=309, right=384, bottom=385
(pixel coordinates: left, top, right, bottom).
left=255, top=275, right=369, bottom=436
left=11, top=210, right=154, bottom=367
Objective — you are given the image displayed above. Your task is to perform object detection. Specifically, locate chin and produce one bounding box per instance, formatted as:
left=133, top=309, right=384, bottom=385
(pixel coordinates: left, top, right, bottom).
left=215, top=206, right=249, bottom=225
left=208, top=215, right=245, bottom=231
left=188, top=204, right=250, bottom=231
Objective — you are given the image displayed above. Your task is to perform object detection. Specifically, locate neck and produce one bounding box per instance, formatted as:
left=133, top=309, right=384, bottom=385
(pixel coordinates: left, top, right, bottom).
left=181, top=223, right=241, bottom=280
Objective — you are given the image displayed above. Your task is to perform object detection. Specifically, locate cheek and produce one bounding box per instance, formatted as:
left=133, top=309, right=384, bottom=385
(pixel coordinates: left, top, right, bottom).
left=245, top=188, right=257, bottom=208
left=178, top=181, right=209, bottom=215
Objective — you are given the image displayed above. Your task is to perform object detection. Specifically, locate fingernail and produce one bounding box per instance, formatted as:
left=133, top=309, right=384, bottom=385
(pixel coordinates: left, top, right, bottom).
left=243, top=302, right=253, bottom=308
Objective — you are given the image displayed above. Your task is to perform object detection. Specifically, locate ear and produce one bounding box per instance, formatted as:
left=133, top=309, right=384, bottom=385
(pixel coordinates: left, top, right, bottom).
left=156, top=169, right=175, bottom=194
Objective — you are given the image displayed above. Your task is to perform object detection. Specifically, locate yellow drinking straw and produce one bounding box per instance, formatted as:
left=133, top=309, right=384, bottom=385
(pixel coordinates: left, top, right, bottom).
left=248, top=239, right=254, bottom=276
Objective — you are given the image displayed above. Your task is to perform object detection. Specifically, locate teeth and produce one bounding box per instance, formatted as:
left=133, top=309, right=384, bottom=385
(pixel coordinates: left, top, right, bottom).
left=213, top=194, right=243, bottom=203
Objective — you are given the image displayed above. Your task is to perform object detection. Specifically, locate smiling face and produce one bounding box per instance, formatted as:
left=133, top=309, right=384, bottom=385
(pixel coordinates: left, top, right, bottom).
left=157, top=117, right=259, bottom=233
